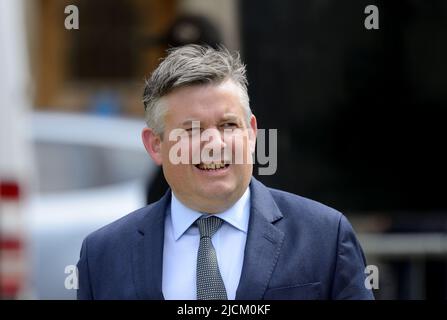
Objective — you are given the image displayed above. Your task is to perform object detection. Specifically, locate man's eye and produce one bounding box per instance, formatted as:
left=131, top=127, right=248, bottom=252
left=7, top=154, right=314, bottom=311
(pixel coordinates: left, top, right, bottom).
left=222, top=123, right=238, bottom=128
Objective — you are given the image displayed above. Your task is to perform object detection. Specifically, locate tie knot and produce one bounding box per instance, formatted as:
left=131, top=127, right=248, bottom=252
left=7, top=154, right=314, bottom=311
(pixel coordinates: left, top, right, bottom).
left=196, top=216, right=223, bottom=238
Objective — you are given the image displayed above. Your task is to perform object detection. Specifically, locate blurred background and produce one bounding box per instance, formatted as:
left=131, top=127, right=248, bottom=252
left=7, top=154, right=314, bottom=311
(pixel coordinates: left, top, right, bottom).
left=0, top=0, right=446, bottom=299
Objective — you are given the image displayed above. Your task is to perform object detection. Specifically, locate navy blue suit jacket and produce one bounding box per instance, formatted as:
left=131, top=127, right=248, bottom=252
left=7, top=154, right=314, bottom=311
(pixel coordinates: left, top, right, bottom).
left=77, top=177, right=374, bottom=300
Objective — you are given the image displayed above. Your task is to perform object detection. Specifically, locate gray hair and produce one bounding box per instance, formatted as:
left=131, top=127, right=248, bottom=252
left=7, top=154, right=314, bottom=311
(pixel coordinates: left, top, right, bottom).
left=142, top=44, right=251, bottom=136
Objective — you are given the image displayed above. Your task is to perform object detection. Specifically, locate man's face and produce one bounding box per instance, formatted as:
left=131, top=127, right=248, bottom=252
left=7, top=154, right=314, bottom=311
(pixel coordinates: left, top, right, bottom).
left=143, top=80, right=257, bottom=213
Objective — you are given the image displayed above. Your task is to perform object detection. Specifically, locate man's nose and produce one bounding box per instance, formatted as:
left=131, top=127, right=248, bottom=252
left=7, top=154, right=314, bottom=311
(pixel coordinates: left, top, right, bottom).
left=202, top=128, right=226, bottom=151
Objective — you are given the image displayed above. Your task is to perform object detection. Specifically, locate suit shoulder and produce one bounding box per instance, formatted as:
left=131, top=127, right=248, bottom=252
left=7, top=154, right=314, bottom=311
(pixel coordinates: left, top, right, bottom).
left=84, top=204, right=154, bottom=246
left=268, top=187, right=343, bottom=225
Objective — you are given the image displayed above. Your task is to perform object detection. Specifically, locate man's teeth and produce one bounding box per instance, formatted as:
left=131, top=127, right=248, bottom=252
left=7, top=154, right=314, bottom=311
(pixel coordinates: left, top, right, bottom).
left=197, top=163, right=227, bottom=170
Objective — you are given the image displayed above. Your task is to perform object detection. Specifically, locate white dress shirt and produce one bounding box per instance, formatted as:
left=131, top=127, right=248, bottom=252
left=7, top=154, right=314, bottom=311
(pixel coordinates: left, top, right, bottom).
left=162, top=188, right=251, bottom=300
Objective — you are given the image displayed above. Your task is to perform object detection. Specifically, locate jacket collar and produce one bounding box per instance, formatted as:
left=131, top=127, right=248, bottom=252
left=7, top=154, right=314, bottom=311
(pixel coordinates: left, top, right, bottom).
left=235, top=177, right=285, bottom=299
left=133, top=190, right=170, bottom=300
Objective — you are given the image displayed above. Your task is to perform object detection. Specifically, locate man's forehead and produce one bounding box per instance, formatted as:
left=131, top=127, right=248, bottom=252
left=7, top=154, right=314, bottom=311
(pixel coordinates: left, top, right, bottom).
left=164, top=79, right=242, bottom=104
left=162, top=79, right=247, bottom=127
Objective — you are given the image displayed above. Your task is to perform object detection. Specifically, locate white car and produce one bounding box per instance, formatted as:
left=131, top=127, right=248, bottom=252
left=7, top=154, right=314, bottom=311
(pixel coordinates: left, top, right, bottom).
left=25, top=112, right=156, bottom=299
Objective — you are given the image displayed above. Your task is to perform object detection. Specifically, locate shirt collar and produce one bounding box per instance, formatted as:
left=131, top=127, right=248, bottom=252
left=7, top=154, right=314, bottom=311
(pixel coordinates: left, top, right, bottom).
left=170, top=187, right=251, bottom=241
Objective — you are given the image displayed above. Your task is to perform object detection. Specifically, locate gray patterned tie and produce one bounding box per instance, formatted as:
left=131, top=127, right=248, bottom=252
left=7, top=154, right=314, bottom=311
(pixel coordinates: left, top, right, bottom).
left=196, top=216, right=228, bottom=300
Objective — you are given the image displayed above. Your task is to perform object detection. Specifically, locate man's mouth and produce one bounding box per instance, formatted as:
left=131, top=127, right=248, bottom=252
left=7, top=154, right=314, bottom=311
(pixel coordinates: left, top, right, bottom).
left=195, top=162, right=230, bottom=171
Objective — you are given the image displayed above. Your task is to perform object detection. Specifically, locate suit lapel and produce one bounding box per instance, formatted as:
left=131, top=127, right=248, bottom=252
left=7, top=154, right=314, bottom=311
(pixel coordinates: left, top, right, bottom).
left=132, top=191, right=171, bottom=300
left=235, top=178, right=285, bottom=300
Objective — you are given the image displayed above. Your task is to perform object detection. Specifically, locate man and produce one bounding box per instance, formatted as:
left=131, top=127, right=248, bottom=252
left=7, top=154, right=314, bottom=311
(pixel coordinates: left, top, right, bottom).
left=77, top=45, right=374, bottom=300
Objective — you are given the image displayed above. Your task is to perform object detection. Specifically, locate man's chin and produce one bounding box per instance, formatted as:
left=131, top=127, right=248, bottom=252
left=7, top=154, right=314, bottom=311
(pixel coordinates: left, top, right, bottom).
left=198, top=184, right=233, bottom=198
left=194, top=193, right=236, bottom=214
left=196, top=183, right=237, bottom=201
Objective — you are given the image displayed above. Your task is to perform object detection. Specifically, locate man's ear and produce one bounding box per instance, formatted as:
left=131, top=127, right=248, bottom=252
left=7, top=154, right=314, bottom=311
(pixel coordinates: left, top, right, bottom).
left=142, top=127, right=163, bottom=165
left=248, top=115, right=257, bottom=154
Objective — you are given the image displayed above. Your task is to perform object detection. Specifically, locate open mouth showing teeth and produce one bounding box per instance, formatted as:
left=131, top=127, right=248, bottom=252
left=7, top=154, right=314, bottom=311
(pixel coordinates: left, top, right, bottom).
left=195, top=163, right=230, bottom=171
